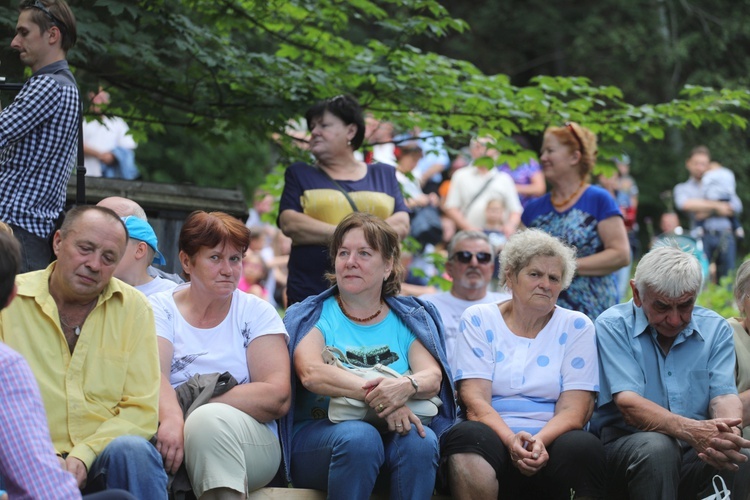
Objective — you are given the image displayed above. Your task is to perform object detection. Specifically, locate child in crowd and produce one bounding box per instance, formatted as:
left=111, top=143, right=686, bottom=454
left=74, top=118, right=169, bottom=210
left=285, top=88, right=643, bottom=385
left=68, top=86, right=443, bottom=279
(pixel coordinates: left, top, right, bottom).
left=239, top=251, right=269, bottom=301
left=270, top=230, right=292, bottom=308
left=483, top=197, right=507, bottom=287
left=699, top=161, right=744, bottom=239
left=483, top=197, right=507, bottom=251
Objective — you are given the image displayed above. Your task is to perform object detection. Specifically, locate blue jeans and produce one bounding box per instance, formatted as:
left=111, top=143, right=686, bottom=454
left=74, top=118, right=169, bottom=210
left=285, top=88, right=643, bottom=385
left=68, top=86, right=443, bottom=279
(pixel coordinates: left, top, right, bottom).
left=291, top=420, right=439, bottom=500
left=82, top=435, right=167, bottom=499
left=702, top=230, right=736, bottom=282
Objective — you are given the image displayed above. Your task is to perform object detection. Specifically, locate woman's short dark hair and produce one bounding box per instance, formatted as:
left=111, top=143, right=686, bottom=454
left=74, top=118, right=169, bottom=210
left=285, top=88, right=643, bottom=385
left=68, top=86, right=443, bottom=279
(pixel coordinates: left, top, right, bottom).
left=179, top=211, right=250, bottom=280
left=326, top=212, right=403, bottom=298
left=305, top=95, right=366, bottom=151
left=20, top=0, right=77, bottom=51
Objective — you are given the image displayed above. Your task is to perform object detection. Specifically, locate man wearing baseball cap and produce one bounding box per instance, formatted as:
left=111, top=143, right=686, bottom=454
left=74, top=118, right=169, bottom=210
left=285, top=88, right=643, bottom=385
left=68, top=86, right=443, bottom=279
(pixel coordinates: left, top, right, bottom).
left=115, top=217, right=176, bottom=296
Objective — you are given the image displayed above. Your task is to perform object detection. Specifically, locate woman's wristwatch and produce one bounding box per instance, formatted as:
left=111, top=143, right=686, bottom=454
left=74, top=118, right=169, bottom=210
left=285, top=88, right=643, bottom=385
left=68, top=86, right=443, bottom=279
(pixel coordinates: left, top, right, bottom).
left=405, top=375, right=419, bottom=395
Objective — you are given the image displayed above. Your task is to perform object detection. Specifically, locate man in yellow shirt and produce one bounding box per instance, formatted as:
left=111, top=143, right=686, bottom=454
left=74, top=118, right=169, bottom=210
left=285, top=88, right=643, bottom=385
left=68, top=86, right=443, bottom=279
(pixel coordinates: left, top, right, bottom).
left=0, top=206, right=166, bottom=498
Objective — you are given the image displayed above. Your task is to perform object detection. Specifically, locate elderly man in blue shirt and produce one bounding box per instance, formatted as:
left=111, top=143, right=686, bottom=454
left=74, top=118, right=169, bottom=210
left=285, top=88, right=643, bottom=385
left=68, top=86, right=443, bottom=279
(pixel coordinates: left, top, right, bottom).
left=591, top=245, right=750, bottom=500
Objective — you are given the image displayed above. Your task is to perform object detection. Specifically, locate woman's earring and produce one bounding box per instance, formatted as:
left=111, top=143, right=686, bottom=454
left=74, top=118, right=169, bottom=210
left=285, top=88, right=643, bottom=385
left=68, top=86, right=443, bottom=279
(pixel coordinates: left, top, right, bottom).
left=347, top=140, right=352, bottom=146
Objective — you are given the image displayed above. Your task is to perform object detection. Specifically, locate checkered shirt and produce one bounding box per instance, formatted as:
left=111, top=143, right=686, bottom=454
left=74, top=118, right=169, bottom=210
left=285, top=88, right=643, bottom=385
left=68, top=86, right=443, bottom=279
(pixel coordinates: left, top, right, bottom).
left=0, top=343, right=81, bottom=498
left=0, top=60, right=80, bottom=238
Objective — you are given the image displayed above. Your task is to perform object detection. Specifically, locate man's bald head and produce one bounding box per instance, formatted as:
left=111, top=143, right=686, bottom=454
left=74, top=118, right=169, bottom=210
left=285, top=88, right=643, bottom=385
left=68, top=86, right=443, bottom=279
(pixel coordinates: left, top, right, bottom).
left=97, top=196, right=147, bottom=220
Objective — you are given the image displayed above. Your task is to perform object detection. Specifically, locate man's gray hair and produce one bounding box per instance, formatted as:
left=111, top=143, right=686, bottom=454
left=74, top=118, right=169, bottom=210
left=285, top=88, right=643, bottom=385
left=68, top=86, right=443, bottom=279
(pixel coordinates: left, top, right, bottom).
left=734, top=260, right=750, bottom=316
left=447, top=230, right=496, bottom=259
left=634, top=245, right=702, bottom=298
left=498, top=229, right=577, bottom=290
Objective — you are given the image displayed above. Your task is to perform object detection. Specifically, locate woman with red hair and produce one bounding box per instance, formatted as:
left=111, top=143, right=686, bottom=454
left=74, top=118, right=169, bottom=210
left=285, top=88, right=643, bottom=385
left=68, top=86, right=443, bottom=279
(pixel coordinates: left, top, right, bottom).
left=521, top=123, right=629, bottom=319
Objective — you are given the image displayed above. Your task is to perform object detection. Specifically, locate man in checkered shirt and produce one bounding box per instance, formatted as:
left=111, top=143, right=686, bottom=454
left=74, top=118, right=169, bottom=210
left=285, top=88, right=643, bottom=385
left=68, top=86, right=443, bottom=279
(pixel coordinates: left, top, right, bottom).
left=0, top=0, right=80, bottom=272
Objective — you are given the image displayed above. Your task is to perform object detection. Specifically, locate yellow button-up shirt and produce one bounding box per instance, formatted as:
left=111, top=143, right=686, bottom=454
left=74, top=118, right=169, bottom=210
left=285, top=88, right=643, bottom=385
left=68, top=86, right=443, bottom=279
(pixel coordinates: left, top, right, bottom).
left=0, top=264, right=160, bottom=469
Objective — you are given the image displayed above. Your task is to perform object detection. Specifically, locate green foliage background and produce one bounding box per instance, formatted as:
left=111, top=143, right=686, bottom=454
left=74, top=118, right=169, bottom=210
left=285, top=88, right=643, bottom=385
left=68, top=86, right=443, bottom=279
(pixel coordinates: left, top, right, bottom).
left=2, top=0, right=750, bottom=274
left=3, top=0, right=750, bottom=207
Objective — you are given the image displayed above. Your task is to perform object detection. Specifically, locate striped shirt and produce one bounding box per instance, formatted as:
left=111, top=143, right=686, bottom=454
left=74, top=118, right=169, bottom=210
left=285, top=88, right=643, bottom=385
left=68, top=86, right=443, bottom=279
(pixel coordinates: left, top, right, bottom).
left=0, top=342, right=81, bottom=498
left=0, top=60, right=80, bottom=238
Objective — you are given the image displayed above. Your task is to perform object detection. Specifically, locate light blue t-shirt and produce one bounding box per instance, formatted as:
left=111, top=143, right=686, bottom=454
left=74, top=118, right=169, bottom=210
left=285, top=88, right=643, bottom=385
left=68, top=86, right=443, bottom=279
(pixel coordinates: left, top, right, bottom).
left=293, top=296, right=417, bottom=427
left=590, top=300, right=738, bottom=435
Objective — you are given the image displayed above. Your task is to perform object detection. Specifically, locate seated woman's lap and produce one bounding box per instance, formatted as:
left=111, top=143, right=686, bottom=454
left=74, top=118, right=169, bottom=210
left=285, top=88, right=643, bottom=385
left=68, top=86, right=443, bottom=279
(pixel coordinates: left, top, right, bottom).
left=441, top=420, right=604, bottom=499
left=291, top=419, right=438, bottom=497
left=183, top=403, right=281, bottom=496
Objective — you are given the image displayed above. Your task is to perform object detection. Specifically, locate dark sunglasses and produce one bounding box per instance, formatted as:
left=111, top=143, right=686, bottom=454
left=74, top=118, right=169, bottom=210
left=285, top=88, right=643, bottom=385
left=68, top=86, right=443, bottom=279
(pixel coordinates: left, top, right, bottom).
left=451, top=251, right=493, bottom=264
left=29, top=0, right=67, bottom=34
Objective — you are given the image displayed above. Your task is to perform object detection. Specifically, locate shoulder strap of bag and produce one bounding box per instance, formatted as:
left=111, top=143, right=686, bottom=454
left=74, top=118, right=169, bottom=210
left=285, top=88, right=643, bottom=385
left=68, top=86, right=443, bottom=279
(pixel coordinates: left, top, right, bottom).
left=317, top=166, right=359, bottom=212
left=465, top=171, right=495, bottom=213
left=47, top=65, right=85, bottom=205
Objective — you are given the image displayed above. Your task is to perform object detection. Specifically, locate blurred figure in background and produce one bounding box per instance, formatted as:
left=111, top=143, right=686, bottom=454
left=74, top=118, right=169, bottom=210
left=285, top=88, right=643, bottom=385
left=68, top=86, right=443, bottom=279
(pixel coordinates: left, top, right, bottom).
left=496, top=136, right=545, bottom=209
left=83, top=88, right=138, bottom=179
left=444, top=135, right=521, bottom=236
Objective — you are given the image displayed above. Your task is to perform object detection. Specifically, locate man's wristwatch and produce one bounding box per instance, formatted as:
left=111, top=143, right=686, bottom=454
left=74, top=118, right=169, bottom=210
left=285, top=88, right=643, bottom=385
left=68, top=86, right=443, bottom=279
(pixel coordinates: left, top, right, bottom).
left=406, top=375, right=419, bottom=395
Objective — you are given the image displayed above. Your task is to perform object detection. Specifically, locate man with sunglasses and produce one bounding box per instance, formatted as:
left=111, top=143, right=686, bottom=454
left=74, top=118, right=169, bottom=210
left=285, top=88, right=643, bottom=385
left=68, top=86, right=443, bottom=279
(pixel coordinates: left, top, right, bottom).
left=0, top=0, right=80, bottom=272
left=421, top=231, right=509, bottom=361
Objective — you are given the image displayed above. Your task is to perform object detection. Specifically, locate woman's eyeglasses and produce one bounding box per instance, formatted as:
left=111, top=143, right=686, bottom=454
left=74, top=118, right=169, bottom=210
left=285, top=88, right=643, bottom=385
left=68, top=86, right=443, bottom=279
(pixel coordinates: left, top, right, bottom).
left=451, top=251, right=493, bottom=264
left=565, top=122, right=584, bottom=154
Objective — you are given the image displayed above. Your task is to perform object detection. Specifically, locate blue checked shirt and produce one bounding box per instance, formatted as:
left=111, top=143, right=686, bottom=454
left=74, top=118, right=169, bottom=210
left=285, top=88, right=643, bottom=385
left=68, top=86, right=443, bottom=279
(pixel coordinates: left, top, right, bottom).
left=0, top=60, right=80, bottom=238
left=0, top=342, right=81, bottom=498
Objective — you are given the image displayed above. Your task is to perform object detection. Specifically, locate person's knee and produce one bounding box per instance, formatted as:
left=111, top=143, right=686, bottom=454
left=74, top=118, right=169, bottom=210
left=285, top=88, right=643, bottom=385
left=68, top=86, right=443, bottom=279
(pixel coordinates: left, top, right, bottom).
left=103, top=435, right=160, bottom=462
left=448, top=453, right=496, bottom=486
left=183, top=403, right=251, bottom=450
left=615, top=432, right=681, bottom=474
left=449, top=452, right=490, bottom=472
left=330, top=422, right=385, bottom=463
left=635, top=433, right=679, bottom=464
left=184, top=404, right=218, bottom=439
left=553, top=430, right=605, bottom=463
left=396, top=428, right=438, bottom=461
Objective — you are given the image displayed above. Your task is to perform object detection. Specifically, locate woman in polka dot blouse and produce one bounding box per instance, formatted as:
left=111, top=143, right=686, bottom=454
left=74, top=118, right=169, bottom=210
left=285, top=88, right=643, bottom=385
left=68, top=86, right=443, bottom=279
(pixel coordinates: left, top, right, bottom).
left=439, top=229, right=605, bottom=499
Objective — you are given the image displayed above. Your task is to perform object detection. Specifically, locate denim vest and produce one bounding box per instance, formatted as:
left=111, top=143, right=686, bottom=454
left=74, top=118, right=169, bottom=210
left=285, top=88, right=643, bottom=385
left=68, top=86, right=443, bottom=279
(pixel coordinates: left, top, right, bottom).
left=280, top=286, right=457, bottom=482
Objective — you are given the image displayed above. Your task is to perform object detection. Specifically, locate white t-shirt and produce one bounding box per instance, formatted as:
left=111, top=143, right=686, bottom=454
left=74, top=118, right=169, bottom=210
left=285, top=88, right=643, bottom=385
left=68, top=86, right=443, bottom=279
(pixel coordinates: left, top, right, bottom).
left=444, top=166, right=522, bottom=228
left=150, top=285, right=288, bottom=388
left=453, top=302, right=598, bottom=434
left=82, top=116, right=136, bottom=177
left=420, top=291, right=509, bottom=361
left=136, top=276, right=178, bottom=297
left=395, top=170, right=425, bottom=201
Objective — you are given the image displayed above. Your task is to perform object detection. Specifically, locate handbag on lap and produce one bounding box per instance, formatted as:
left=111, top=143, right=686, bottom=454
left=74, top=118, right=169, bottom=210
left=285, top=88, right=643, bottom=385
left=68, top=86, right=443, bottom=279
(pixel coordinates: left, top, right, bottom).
left=321, top=346, right=441, bottom=428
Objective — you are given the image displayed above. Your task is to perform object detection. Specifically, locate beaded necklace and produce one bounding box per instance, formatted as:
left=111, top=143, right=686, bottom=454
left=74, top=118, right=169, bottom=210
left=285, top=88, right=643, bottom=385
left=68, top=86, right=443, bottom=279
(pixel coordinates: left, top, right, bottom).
left=551, top=180, right=586, bottom=209
left=336, top=293, right=384, bottom=323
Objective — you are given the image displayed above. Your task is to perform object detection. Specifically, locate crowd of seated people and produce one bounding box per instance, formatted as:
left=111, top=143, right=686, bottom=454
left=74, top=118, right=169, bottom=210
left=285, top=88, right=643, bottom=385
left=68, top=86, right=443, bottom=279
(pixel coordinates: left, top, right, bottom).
left=2, top=89, right=749, bottom=499
left=3, top=201, right=749, bottom=499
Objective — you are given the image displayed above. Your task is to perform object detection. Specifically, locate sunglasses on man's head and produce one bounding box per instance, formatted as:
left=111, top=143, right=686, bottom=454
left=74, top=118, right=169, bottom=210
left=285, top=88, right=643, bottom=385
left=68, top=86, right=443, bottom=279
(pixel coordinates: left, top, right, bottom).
left=29, top=0, right=67, bottom=33
left=451, top=251, right=493, bottom=264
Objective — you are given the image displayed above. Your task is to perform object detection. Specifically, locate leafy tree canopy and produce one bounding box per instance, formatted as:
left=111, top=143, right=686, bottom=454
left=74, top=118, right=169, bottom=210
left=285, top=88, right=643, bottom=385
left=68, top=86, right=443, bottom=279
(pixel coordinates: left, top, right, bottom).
left=1, top=0, right=749, bottom=196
